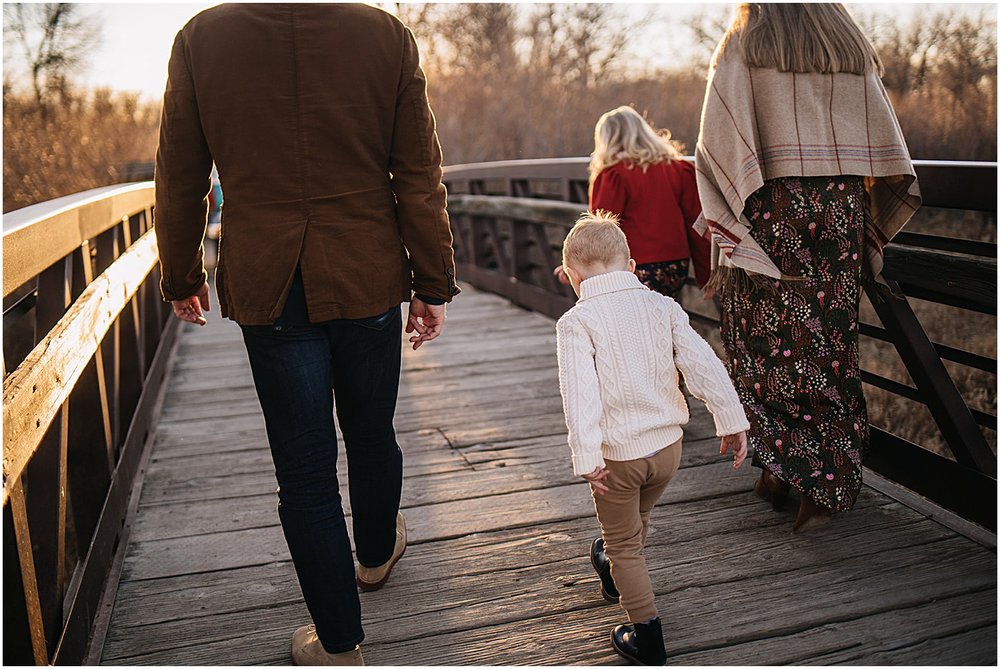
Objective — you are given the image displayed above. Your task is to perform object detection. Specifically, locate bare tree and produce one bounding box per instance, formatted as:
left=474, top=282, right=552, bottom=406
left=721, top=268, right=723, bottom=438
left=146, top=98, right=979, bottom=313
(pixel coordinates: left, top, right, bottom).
left=437, top=3, right=520, bottom=78
left=933, top=10, right=998, bottom=102
left=3, top=3, right=100, bottom=108
left=394, top=2, right=448, bottom=73
left=527, top=4, right=634, bottom=89
left=684, top=7, right=735, bottom=70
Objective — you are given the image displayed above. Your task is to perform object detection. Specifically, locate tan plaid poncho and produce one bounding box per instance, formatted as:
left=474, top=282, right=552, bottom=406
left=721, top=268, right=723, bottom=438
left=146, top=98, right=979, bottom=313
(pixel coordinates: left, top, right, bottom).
left=693, top=40, right=921, bottom=282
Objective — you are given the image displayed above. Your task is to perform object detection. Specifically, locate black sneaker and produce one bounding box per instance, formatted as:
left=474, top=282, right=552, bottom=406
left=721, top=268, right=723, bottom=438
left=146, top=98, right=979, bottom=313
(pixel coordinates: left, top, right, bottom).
left=611, top=617, right=667, bottom=666
left=589, top=537, right=619, bottom=603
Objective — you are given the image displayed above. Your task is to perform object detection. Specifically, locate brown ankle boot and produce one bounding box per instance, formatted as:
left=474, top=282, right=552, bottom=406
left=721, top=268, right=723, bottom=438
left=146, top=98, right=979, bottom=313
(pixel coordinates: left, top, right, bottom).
left=753, top=469, right=790, bottom=511
left=793, top=495, right=832, bottom=533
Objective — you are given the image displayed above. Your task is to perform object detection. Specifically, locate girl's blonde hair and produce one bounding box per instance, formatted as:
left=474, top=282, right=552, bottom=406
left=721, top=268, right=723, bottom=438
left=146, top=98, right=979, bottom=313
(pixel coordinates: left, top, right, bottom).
left=589, top=106, right=683, bottom=181
left=716, top=3, right=883, bottom=75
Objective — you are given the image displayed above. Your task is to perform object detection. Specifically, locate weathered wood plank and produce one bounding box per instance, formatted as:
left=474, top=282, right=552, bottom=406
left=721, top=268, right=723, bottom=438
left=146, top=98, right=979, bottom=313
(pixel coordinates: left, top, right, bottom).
left=102, top=534, right=994, bottom=665
left=670, top=589, right=996, bottom=665
left=121, top=481, right=597, bottom=581
left=148, top=426, right=450, bottom=463
left=104, top=492, right=931, bottom=632
left=124, top=474, right=745, bottom=581
left=164, top=352, right=557, bottom=398
left=142, top=435, right=467, bottom=488
left=156, top=377, right=567, bottom=423
left=158, top=359, right=563, bottom=409
left=361, top=538, right=995, bottom=665
left=130, top=447, right=761, bottom=543
left=398, top=350, right=556, bottom=383
left=834, top=624, right=996, bottom=665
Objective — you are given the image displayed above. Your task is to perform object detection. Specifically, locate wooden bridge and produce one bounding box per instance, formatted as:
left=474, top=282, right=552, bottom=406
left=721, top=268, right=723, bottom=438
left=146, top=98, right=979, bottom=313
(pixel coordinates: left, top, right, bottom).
left=3, top=159, right=996, bottom=665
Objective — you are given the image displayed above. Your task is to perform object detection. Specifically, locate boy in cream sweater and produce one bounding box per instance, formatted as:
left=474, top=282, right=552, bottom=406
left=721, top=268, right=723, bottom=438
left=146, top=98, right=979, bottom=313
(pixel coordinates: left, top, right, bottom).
left=556, top=211, right=749, bottom=666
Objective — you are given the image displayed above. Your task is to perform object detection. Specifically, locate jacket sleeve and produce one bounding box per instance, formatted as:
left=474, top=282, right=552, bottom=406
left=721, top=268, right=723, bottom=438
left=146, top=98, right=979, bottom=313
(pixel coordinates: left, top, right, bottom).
left=154, top=30, right=213, bottom=302
left=678, top=161, right=712, bottom=287
left=669, top=302, right=750, bottom=436
left=556, top=313, right=606, bottom=476
left=589, top=167, right=627, bottom=218
left=389, top=27, right=459, bottom=303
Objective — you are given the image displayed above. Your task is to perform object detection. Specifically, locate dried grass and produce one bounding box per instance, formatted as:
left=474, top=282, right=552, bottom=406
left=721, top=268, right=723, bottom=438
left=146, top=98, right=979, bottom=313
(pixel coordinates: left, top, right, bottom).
left=3, top=88, right=159, bottom=212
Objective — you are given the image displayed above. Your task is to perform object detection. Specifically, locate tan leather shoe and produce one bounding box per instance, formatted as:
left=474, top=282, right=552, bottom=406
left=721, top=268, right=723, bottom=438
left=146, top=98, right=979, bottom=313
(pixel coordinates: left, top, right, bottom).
left=291, top=624, right=364, bottom=666
left=356, top=512, right=407, bottom=592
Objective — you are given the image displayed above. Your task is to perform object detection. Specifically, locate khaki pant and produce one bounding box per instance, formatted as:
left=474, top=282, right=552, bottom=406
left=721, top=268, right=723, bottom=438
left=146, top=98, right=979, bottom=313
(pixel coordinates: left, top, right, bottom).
left=592, top=440, right=682, bottom=623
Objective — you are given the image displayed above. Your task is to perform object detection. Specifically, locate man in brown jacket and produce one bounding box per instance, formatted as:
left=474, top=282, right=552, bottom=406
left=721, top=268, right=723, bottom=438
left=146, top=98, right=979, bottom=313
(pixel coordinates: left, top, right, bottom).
left=154, top=5, right=458, bottom=665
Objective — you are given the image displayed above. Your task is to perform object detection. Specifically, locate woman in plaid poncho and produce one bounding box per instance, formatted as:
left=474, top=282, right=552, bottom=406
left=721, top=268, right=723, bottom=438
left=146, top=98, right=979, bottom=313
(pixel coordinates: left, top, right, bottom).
left=694, top=3, right=920, bottom=532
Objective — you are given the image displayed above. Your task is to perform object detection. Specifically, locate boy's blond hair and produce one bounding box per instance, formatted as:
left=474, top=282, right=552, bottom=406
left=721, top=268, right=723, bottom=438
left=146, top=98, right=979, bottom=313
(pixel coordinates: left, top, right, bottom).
left=562, top=211, right=630, bottom=270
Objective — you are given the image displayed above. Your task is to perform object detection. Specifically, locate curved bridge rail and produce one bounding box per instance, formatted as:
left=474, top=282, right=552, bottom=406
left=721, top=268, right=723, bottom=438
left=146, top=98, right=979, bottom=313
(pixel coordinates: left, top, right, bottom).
left=2, top=184, right=178, bottom=665
left=443, top=158, right=997, bottom=530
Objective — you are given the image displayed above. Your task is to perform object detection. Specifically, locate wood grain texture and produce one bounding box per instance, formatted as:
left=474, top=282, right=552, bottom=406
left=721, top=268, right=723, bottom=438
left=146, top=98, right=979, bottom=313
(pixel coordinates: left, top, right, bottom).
left=101, top=285, right=997, bottom=666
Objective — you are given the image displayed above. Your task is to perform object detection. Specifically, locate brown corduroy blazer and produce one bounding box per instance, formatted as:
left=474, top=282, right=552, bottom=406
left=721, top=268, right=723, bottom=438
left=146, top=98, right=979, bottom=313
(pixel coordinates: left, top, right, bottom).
left=154, top=3, right=459, bottom=325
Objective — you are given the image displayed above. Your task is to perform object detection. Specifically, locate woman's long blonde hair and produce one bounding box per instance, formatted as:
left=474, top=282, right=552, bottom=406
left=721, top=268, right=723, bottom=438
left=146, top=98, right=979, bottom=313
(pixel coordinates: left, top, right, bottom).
left=717, top=3, right=883, bottom=75
left=589, top=106, right=683, bottom=181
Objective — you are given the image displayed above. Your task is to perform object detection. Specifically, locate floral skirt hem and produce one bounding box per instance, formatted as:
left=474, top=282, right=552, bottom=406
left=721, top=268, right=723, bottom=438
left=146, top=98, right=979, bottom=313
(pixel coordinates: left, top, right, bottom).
left=635, top=259, right=689, bottom=298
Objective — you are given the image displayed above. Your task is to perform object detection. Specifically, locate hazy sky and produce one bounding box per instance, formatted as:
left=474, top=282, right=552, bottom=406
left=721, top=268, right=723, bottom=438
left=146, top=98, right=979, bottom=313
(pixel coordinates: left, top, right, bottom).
left=26, top=2, right=997, bottom=100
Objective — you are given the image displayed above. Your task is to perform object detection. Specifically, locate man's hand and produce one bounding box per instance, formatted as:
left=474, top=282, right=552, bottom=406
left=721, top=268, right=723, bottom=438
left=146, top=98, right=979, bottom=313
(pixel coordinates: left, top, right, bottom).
left=582, top=466, right=610, bottom=495
left=406, top=298, right=445, bottom=350
left=720, top=431, right=748, bottom=469
left=171, top=283, right=210, bottom=326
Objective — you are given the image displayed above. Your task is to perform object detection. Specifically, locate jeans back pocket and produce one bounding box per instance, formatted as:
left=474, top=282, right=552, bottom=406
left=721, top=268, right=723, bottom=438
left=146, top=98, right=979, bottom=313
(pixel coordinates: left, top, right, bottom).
left=353, top=306, right=400, bottom=331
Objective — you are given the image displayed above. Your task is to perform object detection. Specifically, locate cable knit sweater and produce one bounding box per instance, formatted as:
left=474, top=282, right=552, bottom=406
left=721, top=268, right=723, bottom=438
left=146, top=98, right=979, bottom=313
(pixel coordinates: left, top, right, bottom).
left=556, top=271, right=750, bottom=476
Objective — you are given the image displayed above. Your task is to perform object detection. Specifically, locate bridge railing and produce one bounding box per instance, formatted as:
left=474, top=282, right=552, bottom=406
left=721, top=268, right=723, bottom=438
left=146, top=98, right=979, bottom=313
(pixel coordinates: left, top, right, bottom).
left=2, top=183, right=178, bottom=665
left=443, top=158, right=997, bottom=531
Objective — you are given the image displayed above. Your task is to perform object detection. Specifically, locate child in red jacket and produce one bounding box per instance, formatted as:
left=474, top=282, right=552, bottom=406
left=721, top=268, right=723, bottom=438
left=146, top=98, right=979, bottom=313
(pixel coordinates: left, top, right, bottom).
left=571, top=106, right=711, bottom=298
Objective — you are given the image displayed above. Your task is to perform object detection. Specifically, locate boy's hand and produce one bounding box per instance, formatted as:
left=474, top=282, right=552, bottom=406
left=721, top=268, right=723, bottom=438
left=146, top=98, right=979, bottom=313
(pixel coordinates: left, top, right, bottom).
left=552, top=265, right=572, bottom=286
left=582, top=466, right=610, bottom=495
left=720, top=431, right=748, bottom=469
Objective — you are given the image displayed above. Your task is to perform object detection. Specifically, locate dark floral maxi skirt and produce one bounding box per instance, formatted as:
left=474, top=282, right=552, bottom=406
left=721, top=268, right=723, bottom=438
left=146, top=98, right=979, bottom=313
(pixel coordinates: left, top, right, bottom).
left=635, top=259, right=690, bottom=298
left=719, top=176, right=870, bottom=512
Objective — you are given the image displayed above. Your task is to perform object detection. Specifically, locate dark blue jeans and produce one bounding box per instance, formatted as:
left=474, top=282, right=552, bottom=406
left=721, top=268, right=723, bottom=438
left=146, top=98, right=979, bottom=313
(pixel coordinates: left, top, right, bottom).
left=240, top=300, right=403, bottom=653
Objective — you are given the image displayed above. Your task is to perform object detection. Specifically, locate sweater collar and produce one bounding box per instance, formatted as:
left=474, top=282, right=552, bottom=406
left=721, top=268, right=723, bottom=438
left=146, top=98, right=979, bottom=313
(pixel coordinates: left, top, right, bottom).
left=579, top=270, right=647, bottom=300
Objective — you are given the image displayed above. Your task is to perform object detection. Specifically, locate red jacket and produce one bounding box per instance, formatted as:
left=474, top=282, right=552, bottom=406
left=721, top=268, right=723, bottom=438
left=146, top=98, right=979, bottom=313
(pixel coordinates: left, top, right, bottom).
left=590, top=160, right=711, bottom=287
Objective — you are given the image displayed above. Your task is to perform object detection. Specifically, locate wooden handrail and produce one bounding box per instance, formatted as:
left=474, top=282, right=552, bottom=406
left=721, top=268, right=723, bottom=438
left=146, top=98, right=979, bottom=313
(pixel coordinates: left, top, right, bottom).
left=2, top=230, right=158, bottom=504
left=445, top=157, right=1000, bottom=212
left=3, top=183, right=154, bottom=299
left=449, top=194, right=582, bottom=227
left=882, top=244, right=996, bottom=314
left=448, top=194, right=998, bottom=312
